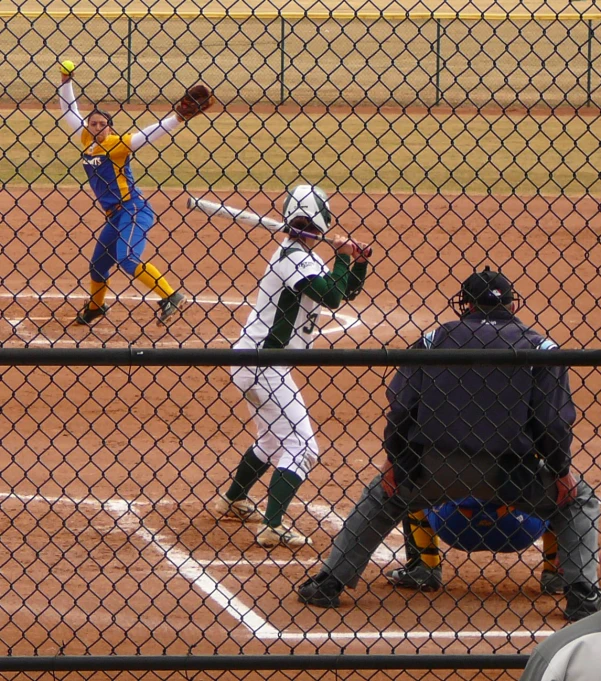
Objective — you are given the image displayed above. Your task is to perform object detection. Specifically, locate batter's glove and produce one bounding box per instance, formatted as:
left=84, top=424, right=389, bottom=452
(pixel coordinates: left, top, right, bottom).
left=175, top=83, right=214, bottom=121
left=352, top=240, right=373, bottom=262
left=556, top=470, right=579, bottom=508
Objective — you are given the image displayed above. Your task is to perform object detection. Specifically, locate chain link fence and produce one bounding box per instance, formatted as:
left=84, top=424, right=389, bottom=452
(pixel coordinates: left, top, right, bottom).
left=3, top=10, right=601, bottom=107
left=1, top=3, right=601, bottom=680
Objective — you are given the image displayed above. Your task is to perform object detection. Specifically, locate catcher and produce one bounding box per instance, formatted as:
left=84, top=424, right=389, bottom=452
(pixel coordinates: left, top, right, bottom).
left=389, top=501, right=563, bottom=595
left=298, top=266, right=600, bottom=621
left=58, top=60, right=213, bottom=326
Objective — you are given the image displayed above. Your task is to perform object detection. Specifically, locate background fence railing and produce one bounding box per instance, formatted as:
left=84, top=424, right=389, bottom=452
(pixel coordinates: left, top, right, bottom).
left=2, top=10, right=601, bottom=108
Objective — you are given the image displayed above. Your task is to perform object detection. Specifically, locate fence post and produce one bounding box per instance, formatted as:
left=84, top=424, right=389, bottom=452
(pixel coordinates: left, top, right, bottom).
left=435, top=18, right=442, bottom=106
left=587, top=19, right=594, bottom=107
left=126, top=14, right=134, bottom=103
left=280, top=13, right=287, bottom=103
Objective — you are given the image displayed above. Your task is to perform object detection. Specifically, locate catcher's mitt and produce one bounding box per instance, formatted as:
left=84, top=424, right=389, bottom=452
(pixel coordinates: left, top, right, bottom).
left=175, top=84, right=214, bottom=120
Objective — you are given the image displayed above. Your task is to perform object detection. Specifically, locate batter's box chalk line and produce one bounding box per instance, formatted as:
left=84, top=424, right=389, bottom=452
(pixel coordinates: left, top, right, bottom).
left=0, top=290, right=363, bottom=345
left=0, top=491, right=555, bottom=644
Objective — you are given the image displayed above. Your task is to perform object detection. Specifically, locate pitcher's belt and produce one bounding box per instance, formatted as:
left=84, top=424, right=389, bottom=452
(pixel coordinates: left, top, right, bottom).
left=105, top=203, right=124, bottom=218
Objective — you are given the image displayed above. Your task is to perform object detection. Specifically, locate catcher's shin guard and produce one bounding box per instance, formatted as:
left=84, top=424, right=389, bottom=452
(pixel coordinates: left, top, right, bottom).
left=404, top=510, right=441, bottom=569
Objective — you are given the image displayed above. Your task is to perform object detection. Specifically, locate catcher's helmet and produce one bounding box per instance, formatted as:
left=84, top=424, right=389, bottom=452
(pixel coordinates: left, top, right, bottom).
left=283, top=185, right=331, bottom=234
left=451, top=265, right=519, bottom=316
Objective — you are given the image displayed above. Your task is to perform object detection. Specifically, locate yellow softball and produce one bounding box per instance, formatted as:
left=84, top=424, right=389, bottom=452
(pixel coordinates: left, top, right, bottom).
left=60, top=60, right=76, bottom=76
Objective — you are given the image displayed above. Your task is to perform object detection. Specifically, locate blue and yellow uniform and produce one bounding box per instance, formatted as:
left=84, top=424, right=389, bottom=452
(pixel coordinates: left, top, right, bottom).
left=82, top=130, right=141, bottom=213
left=59, top=73, right=187, bottom=326
left=81, top=129, right=155, bottom=283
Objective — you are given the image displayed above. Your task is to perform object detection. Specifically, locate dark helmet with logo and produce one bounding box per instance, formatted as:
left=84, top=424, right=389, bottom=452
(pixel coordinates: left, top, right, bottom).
left=451, top=266, right=520, bottom=316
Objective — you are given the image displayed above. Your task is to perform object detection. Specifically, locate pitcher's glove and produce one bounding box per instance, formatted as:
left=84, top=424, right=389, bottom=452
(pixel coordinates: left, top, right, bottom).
left=175, top=84, right=214, bottom=121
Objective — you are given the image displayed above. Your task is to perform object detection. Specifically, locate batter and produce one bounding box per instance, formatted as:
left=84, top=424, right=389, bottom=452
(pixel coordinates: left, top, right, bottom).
left=214, top=185, right=370, bottom=548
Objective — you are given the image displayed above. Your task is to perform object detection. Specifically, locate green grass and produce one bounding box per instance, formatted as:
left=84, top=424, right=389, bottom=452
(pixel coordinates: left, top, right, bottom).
left=3, top=108, right=601, bottom=196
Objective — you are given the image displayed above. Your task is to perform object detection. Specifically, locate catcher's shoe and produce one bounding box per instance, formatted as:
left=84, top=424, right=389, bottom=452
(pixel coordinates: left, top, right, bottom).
left=75, top=303, right=109, bottom=326
left=213, top=496, right=263, bottom=523
left=157, top=291, right=187, bottom=326
left=297, top=572, right=343, bottom=608
left=386, top=561, right=443, bottom=592
left=256, top=524, right=313, bottom=549
left=564, top=583, right=601, bottom=622
left=540, top=569, right=564, bottom=595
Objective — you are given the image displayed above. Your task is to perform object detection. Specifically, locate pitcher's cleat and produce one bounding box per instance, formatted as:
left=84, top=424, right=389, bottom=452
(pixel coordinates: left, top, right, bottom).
left=213, top=495, right=263, bottom=523
left=75, top=303, right=109, bottom=326
left=157, top=291, right=187, bottom=326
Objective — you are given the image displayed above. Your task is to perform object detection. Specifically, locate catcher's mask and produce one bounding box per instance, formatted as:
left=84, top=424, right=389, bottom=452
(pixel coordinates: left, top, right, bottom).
left=87, top=108, right=113, bottom=128
left=283, top=184, right=332, bottom=234
left=451, top=265, right=521, bottom=316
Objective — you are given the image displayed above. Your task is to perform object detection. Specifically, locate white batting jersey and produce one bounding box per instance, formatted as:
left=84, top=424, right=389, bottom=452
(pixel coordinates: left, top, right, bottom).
left=235, top=239, right=328, bottom=350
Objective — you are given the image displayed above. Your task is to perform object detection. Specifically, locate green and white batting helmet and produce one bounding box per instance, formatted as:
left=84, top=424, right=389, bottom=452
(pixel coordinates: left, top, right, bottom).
left=283, top=185, right=332, bottom=234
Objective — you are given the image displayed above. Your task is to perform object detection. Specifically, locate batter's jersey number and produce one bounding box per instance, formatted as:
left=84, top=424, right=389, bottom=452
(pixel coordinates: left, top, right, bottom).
left=303, top=312, right=318, bottom=335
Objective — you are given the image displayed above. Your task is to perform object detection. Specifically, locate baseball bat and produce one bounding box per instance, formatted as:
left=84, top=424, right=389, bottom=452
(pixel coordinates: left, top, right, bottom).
left=186, top=196, right=372, bottom=257
left=187, top=197, right=285, bottom=233
left=187, top=197, right=329, bottom=242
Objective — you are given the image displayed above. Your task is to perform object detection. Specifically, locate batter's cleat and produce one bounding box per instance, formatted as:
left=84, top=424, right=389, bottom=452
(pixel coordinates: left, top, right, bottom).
left=213, top=495, right=263, bottom=523
left=256, top=524, right=313, bottom=549
left=563, top=583, right=601, bottom=622
left=297, top=572, right=343, bottom=608
left=75, top=303, right=109, bottom=326
left=385, top=561, right=443, bottom=592
left=157, top=291, right=187, bottom=326
left=540, top=569, right=565, bottom=595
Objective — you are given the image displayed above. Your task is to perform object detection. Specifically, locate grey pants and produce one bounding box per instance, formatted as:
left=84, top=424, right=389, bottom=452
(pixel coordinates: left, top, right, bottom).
left=323, top=454, right=599, bottom=589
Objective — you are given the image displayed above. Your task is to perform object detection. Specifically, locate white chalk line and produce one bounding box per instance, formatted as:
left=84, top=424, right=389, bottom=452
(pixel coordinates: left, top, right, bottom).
left=0, top=490, right=556, bottom=644
left=105, top=498, right=278, bottom=638
left=273, top=629, right=557, bottom=642
left=0, top=290, right=362, bottom=345
left=0, top=490, right=273, bottom=635
left=6, top=317, right=48, bottom=324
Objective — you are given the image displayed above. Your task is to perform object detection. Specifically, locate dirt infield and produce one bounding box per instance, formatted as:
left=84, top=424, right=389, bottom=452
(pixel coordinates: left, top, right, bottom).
left=0, top=185, right=599, bottom=668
